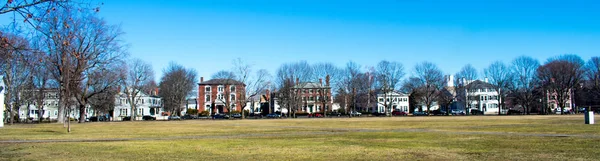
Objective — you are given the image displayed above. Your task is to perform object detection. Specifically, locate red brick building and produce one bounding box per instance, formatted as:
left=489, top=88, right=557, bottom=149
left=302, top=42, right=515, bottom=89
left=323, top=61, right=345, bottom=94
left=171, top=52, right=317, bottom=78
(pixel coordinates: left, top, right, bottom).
left=294, top=75, right=333, bottom=113
left=197, top=77, right=246, bottom=114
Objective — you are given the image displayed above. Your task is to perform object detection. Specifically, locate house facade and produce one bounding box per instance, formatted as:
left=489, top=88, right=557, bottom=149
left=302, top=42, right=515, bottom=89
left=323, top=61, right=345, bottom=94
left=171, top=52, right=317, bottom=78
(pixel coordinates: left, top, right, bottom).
left=462, top=79, right=500, bottom=114
left=545, top=89, right=573, bottom=113
left=113, top=90, right=163, bottom=120
left=197, top=77, right=246, bottom=114
left=373, top=91, right=409, bottom=113
left=293, top=76, right=332, bottom=113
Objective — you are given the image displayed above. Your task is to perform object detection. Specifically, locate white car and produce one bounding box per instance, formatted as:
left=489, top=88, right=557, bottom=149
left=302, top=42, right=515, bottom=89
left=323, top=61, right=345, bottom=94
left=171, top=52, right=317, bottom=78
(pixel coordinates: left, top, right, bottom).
left=350, top=111, right=362, bottom=116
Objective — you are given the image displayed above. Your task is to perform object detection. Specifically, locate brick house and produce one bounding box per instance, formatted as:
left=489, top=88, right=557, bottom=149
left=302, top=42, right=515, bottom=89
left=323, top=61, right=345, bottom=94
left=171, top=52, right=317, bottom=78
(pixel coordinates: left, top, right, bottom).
left=197, top=77, right=246, bottom=114
left=294, top=76, right=333, bottom=113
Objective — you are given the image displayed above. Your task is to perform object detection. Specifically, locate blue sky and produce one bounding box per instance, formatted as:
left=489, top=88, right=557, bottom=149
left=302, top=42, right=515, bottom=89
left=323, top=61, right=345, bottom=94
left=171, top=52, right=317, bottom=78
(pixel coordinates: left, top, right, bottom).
left=4, top=0, right=600, bottom=81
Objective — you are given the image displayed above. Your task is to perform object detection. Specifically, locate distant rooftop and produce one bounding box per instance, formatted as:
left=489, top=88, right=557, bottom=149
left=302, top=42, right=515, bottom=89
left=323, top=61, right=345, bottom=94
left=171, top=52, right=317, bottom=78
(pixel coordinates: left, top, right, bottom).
left=199, top=79, right=246, bottom=86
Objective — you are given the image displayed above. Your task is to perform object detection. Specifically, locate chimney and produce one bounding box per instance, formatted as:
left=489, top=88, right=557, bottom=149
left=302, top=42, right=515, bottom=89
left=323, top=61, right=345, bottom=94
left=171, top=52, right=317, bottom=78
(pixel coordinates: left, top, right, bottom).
left=296, top=78, right=300, bottom=85
left=484, top=77, right=489, bottom=83
left=265, top=89, right=270, bottom=101
left=447, top=75, right=454, bottom=87
left=117, top=86, right=121, bottom=93
left=200, top=77, right=204, bottom=83
left=462, top=77, right=466, bottom=86
left=155, top=88, right=159, bottom=95
left=326, top=75, right=330, bottom=86
left=319, top=78, right=323, bottom=86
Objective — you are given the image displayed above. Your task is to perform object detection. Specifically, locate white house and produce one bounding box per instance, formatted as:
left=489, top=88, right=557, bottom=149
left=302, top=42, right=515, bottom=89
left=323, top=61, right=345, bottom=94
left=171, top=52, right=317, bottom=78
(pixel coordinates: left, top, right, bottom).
left=462, top=79, right=500, bottom=114
left=17, top=89, right=86, bottom=122
left=373, top=91, right=410, bottom=113
left=113, top=90, right=163, bottom=121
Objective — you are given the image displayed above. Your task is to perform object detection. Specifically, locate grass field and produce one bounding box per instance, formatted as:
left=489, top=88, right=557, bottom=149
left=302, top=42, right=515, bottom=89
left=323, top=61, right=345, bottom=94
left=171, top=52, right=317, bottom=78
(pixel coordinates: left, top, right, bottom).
left=1, top=115, right=599, bottom=160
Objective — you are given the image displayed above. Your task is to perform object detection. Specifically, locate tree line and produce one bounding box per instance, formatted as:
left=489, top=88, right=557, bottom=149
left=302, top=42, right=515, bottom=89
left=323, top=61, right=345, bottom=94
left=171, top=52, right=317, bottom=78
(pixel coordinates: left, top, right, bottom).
left=0, top=1, right=197, bottom=132
left=264, top=55, right=599, bottom=117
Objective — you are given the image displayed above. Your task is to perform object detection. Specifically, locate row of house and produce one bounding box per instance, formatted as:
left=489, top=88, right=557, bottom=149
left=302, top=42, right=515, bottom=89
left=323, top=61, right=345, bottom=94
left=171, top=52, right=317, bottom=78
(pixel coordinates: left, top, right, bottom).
left=194, top=74, right=571, bottom=115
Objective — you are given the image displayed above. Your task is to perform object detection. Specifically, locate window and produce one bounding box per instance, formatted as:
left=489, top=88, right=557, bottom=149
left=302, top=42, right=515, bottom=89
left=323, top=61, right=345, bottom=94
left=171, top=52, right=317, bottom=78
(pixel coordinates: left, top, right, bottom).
left=309, top=89, right=313, bottom=94
left=230, top=86, right=236, bottom=92
left=54, top=110, right=58, bottom=116
left=205, top=94, right=211, bottom=102
left=142, top=99, right=145, bottom=104
left=303, top=89, right=306, bottom=94
left=309, top=97, right=314, bottom=101
left=205, top=86, right=211, bottom=92
left=230, top=94, right=236, bottom=101
left=205, top=105, right=210, bottom=110
left=378, top=98, right=384, bottom=102
left=218, top=86, right=224, bottom=92
left=217, top=94, right=224, bottom=100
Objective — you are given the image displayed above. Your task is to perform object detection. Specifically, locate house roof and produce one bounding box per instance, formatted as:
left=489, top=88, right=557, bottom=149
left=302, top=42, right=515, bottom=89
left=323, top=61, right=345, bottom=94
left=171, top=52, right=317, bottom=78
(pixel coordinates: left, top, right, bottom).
left=374, top=89, right=408, bottom=96
left=199, top=79, right=246, bottom=86
left=466, top=80, right=495, bottom=89
left=293, top=82, right=329, bottom=89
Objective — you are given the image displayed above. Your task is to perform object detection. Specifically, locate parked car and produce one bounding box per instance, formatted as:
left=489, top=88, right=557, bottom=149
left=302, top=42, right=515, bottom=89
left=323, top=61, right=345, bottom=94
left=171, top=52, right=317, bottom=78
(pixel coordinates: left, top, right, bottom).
left=168, top=115, right=181, bottom=120
left=142, top=115, right=156, bottom=120
left=328, top=112, right=342, bottom=117
left=198, top=115, right=211, bottom=119
left=450, top=110, right=465, bottom=115
left=507, top=109, right=522, bottom=115
left=350, top=111, right=362, bottom=117
left=470, top=109, right=484, bottom=115
left=231, top=113, right=242, bottom=119
left=182, top=114, right=198, bottom=120
left=122, top=116, right=132, bottom=121
left=431, top=110, right=447, bottom=116
left=392, top=111, right=408, bottom=116
left=308, top=113, right=324, bottom=118
left=88, top=116, right=107, bottom=122
left=372, top=112, right=389, bottom=117
left=266, top=113, right=281, bottom=118
left=213, top=113, right=230, bottom=119
left=413, top=111, right=429, bottom=116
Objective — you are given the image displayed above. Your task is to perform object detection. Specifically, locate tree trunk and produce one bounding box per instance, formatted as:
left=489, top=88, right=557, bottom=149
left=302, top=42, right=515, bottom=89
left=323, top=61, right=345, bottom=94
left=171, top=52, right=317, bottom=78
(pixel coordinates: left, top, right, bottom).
left=78, top=104, right=86, bottom=123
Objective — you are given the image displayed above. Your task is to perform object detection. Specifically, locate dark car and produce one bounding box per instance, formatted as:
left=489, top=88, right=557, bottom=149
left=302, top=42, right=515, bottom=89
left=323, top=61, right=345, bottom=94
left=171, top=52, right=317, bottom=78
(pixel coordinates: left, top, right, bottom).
left=372, top=112, right=387, bottom=117
left=213, top=113, right=230, bottom=119
left=431, top=110, right=447, bottom=116
left=88, top=116, right=107, bottom=122
left=328, top=112, right=342, bottom=117
left=413, top=111, right=429, bottom=116
left=507, top=109, right=522, bottom=115
left=122, top=116, right=132, bottom=121
left=392, top=111, right=408, bottom=116
left=231, top=113, right=242, bottom=119
left=266, top=113, right=281, bottom=118
left=182, top=114, right=198, bottom=120
left=470, top=109, right=484, bottom=115
left=143, top=115, right=156, bottom=120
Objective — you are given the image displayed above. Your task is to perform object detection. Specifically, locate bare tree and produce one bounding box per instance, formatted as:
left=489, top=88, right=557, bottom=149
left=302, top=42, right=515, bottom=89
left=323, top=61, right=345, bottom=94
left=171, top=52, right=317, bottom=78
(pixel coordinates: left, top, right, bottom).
left=374, top=60, right=405, bottom=116
left=120, top=59, right=154, bottom=121
left=538, top=55, right=585, bottom=115
left=455, top=64, right=479, bottom=115
left=159, top=62, right=197, bottom=116
left=232, top=58, right=271, bottom=119
left=414, top=61, right=444, bottom=113
left=0, top=0, right=68, bottom=15
left=455, top=64, right=478, bottom=82
left=35, top=6, right=125, bottom=128
left=1, top=32, right=33, bottom=125
left=338, top=61, right=361, bottom=116
left=484, top=61, right=512, bottom=115
left=583, top=57, right=600, bottom=108
left=401, top=77, right=424, bottom=113
left=508, top=56, right=540, bottom=115
left=275, top=61, right=312, bottom=118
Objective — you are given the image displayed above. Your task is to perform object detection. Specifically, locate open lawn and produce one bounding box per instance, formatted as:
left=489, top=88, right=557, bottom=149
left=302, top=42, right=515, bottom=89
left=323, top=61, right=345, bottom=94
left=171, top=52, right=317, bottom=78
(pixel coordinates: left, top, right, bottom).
left=1, top=115, right=599, bottom=160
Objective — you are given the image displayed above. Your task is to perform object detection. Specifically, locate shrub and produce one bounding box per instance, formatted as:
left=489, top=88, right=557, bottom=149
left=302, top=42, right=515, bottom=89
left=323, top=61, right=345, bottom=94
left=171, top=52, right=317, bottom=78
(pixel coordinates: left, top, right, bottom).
left=199, top=111, right=210, bottom=116
left=186, top=108, right=198, bottom=115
